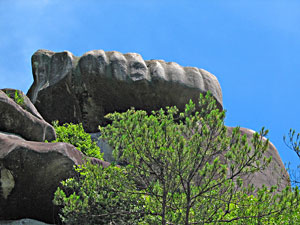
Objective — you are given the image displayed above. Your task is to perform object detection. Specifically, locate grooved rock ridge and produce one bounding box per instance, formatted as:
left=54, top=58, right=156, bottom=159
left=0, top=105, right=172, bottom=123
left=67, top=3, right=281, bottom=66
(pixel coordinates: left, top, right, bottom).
left=27, top=49, right=223, bottom=132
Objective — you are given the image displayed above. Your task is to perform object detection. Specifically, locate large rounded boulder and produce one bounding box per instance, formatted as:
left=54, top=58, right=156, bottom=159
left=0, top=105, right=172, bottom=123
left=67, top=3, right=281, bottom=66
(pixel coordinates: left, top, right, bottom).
left=226, top=127, right=290, bottom=191
left=27, top=49, right=223, bottom=132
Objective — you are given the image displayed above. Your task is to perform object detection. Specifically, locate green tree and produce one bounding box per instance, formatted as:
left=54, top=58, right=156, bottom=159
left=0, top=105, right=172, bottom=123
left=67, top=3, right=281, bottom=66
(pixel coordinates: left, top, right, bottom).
left=51, top=121, right=103, bottom=159
left=100, top=92, right=299, bottom=224
left=55, top=93, right=300, bottom=224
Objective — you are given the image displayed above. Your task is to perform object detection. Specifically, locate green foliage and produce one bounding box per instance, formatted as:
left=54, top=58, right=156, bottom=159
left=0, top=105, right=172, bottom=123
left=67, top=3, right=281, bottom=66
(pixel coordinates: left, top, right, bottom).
left=55, top=92, right=300, bottom=224
left=100, top=92, right=298, bottom=224
left=219, top=186, right=300, bottom=224
left=54, top=160, right=146, bottom=225
left=284, top=129, right=300, bottom=157
left=14, top=90, right=24, bottom=106
left=5, top=90, right=25, bottom=106
left=51, top=121, right=103, bottom=159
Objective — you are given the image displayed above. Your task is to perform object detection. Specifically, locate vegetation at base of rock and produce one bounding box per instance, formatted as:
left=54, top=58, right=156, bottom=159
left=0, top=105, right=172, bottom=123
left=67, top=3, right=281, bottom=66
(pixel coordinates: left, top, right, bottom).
left=54, top=160, right=145, bottom=225
left=50, top=121, right=103, bottom=159
left=54, top=92, right=300, bottom=224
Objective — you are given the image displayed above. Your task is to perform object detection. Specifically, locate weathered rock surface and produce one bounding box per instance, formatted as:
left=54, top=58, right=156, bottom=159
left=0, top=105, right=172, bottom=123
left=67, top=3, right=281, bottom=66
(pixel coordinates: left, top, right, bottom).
left=0, top=218, right=53, bottom=225
left=0, top=132, right=85, bottom=223
left=27, top=49, right=223, bottom=132
left=0, top=89, right=56, bottom=142
left=226, top=127, right=290, bottom=190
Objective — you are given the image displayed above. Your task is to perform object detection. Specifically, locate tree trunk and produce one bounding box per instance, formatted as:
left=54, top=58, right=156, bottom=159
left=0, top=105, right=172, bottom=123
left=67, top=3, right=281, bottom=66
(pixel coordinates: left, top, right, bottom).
left=185, top=184, right=191, bottom=225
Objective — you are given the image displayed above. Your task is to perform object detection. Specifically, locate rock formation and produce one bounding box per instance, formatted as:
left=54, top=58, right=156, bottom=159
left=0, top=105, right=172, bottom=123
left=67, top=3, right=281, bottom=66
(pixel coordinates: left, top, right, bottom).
left=0, top=131, right=83, bottom=223
left=27, top=49, right=223, bottom=132
left=0, top=131, right=109, bottom=224
left=0, top=89, right=56, bottom=142
left=25, top=49, right=290, bottom=190
left=0, top=89, right=109, bottom=223
left=0, top=49, right=291, bottom=223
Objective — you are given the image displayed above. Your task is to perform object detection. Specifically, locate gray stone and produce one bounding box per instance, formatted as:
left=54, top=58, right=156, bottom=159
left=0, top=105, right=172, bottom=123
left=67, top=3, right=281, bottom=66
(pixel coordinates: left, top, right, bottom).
left=0, top=89, right=56, bottom=142
left=1, top=167, right=15, bottom=199
left=0, top=218, right=53, bottom=225
left=27, top=49, right=223, bottom=132
left=0, top=132, right=111, bottom=224
left=90, top=132, right=114, bottom=163
left=0, top=132, right=84, bottom=223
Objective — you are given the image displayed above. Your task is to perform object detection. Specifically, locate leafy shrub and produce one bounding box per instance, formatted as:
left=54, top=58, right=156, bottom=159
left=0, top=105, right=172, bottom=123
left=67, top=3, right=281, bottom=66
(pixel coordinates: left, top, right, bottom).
left=14, top=90, right=25, bottom=106
left=51, top=121, right=103, bottom=159
left=5, top=89, right=25, bottom=106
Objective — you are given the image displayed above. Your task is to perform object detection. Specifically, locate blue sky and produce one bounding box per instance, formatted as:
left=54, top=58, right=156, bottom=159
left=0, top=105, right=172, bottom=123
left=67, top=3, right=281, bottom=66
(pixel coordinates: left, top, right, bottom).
left=1, top=0, right=300, bottom=174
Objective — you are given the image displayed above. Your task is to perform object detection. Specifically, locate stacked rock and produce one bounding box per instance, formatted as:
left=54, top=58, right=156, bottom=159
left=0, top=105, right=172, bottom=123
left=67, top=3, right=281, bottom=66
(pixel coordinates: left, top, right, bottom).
left=0, top=49, right=290, bottom=224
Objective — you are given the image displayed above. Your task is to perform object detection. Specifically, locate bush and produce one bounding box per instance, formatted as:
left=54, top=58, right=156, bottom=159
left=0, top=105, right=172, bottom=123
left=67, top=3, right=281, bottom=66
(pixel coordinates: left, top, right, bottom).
left=4, top=89, right=25, bottom=106
left=53, top=160, right=146, bottom=225
left=51, top=121, right=103, bottom=159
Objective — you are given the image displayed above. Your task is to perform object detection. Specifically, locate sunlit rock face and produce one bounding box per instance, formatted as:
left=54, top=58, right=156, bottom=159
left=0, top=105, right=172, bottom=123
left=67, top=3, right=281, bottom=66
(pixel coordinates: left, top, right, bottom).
left=27, top=49, right=223, bottom=132
left=226, top=127, right=290, bottom=191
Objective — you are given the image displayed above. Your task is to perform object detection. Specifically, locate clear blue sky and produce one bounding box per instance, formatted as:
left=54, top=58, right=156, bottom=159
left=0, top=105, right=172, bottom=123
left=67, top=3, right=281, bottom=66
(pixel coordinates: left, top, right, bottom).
left=1, top=0, right=300, bottom=174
